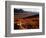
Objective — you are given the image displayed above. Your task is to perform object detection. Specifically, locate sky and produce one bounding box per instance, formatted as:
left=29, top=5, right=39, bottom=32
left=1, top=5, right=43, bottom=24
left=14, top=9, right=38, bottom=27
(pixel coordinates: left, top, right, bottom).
left=14, top=8, right=39, bottom=13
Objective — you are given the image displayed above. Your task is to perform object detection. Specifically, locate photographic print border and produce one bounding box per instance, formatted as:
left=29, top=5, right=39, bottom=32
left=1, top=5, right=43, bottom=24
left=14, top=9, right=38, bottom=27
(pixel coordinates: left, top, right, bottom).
left=11, top=5, right=42, bottom=33
left=5, top=1, right=45, bottom=37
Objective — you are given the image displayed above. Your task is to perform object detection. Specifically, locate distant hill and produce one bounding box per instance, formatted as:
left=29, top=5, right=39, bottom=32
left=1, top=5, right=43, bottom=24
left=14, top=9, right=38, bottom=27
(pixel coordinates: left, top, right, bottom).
left=23, top=14, right=39, bottom=19
left=14, top=8, right=24, bottom=13
left=14, top=8, right=39, bottom=18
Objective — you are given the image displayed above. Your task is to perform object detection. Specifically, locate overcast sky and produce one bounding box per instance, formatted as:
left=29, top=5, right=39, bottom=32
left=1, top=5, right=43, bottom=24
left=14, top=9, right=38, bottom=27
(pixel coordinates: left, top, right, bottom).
left=14, top=8, right=39, bottom=13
